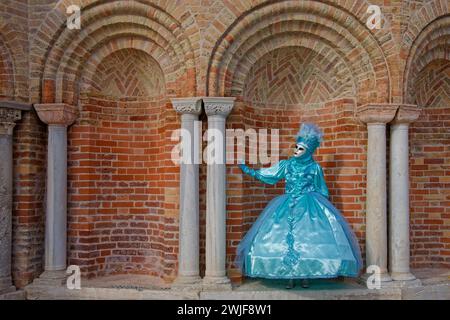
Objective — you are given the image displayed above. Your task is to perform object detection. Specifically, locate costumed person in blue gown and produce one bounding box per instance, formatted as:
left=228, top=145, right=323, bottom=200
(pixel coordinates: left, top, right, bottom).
left=236, top=123, right=363, bottom=289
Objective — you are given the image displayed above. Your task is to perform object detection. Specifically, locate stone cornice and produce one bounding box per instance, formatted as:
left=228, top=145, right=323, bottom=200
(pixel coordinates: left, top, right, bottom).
left=357, top=104, right=399, bottom=124
left=34, top=103, right=78, bottom=126
left=171, top=97, right=203, bottom=115
left=391, top=104, right=422, bottom=124
left=203, top=97, right=235, bottom=117
left=0, top=101, right=33, bottom=111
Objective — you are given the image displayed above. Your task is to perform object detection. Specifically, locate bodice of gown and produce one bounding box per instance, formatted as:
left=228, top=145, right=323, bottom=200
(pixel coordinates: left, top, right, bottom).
left=285, top=160, right=319, bottom=196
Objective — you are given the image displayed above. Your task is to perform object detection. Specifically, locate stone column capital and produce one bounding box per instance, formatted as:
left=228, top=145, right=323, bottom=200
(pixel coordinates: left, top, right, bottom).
left=171, top=97, right=203, bottom=116
left=0, top=101, right=32, bottom=135
left=357, top=104, right=398, bottom=124
left=34, top=103, right=78, bottom=127
left=0, top=108, right=21, bottom=135
left=391, top=104, right=422, bottom=125
left=203, top=97, right=235, bottom=118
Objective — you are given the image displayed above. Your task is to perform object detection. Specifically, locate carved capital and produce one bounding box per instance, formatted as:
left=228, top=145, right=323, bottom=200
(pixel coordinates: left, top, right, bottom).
left=203, top=97, right=235, bottom=118
left=0, top=107, right=22, bottom=135
left=34, top=103, right=78, bottom=127
left=391, top=104, right=422, bottom=125
left=171, top=97, right=202, bottom=115
left=357, top=104, right=398, bottom=124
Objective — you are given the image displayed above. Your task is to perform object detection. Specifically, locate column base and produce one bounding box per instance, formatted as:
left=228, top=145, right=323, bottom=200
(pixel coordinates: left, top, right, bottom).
left=388, top=278, right=422, bottom=288
left=171, top=275, right=203, bottom=290
left=390, top=272, right=422, bottom=288
left=32, top=270, right=67, bottom=287
left=390, top=271, right=416, bottom=281
left=202, top=276, right=232, bottom=290
left=0, top=285, right=16, bottom=296
left=358, top=271, right=392, bottom=288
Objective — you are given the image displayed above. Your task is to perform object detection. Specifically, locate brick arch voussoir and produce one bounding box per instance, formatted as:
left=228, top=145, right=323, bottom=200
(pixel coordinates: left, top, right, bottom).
left=52, top=27, right=183, bottom=102
left=62, top=37, right=180, bottom=104
left=207, top=0, right=390, bottom=103
left=212, top=12, right=371, bottom=70
left=44, top=15, right=184, bottom=80
left=402, top=0, right=449, bottom=54
left=218, top=31, right=375, bottom=97
left=33, top=0, right=196, bottom=102
left=403, top=15, right=450, bottom=104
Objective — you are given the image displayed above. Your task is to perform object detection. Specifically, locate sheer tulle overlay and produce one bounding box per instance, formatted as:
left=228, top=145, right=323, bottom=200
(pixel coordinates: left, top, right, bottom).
left=236, top=157, right=363, bottom=279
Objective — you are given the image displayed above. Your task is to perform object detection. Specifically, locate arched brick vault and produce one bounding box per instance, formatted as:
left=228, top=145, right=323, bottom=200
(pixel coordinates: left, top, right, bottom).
left=30, top=0, right=198, bottom=104
left=72, top=38, right=171, bottom=102
left=403, top=14, right=450, bottom=105
left=83, top=48, right=166, bottom=99
left=244, top=46, right=355, bottom=104
left=206, top=0, right=393, bottom=104
left=400, top=0, right=450, bottom=268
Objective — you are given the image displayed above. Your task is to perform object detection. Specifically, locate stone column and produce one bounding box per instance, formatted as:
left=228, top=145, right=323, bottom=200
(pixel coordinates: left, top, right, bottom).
left=0, top=103, right=27, bottom=294
left=203, top=97, right=235, bottom=289
left=357, top=104, right=398, bottom=283
left=34, top=104, right=77, bottom=285
left=389, top=105, right=421, bottom=283
left=170, top=98, right=202, bottom=288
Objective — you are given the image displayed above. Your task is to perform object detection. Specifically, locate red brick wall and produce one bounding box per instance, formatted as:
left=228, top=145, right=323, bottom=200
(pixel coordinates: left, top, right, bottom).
left=66, top=49, right=181, bottom=280
left=12, top=111, right=47, bottom=288
left=410, top=60, right=450, bottom=268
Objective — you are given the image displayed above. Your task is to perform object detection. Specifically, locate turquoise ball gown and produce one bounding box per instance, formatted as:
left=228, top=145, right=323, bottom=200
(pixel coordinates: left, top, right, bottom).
left=236, top=153, right=363, bottom=280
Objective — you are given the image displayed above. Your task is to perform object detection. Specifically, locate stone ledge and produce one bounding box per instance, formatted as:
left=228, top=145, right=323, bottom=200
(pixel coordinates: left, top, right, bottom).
left=22, top=277, right=450, bottom=300
left=0, top=289, right=26, bottom=300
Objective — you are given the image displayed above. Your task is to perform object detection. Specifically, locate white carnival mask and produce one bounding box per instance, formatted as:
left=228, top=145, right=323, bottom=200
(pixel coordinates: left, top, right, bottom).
left=294, top=143, right=308, bottom=158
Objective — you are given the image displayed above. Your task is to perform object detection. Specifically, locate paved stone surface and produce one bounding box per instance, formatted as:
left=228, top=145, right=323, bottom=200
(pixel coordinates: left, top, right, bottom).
left=22, top=270, right=450, bottom=300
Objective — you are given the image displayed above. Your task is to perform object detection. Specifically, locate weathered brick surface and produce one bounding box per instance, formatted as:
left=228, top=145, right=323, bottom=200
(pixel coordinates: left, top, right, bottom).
left=12, top=110, right=47, bottom=288
left=0, top=1, right=448, bottom=286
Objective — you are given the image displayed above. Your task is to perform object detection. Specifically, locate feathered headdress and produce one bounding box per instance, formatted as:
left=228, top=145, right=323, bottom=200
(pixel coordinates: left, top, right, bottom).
left=296, top=123, right=323, bottom=152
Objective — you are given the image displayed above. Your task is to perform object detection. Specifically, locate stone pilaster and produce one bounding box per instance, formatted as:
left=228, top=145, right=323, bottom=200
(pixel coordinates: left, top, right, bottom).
left=34, top=103, right=78, bottom=286
left=389, top=105, right=422, bottom=284
left=357, top=104, right=398, bottom=283
left=0, top=104, right=24, bottom=294
left=203, top=97, right=235, bottom=290
left=170, top=98, right=202, bottom=289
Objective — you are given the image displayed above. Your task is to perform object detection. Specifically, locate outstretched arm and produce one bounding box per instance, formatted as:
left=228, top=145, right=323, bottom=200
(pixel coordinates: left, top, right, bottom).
left=239, top=160, right=288, bottom=185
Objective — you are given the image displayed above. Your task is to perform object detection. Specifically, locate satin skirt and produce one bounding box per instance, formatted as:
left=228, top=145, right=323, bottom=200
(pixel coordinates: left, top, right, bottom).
left=236, top=192, right=363, bottom=279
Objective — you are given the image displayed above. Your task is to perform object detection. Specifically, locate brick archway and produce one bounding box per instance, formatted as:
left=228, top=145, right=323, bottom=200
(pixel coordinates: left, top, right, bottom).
left=67, top=48, right=172, bottom=279
left=28, top=0, right=200, bottom=281
left=403, top=11, right=450, bottom=268
left=31, top=0, right=198, bottom=103
left=403, top=15, right=450, bottom=104
left=206, top=0, right=392, bottom=105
